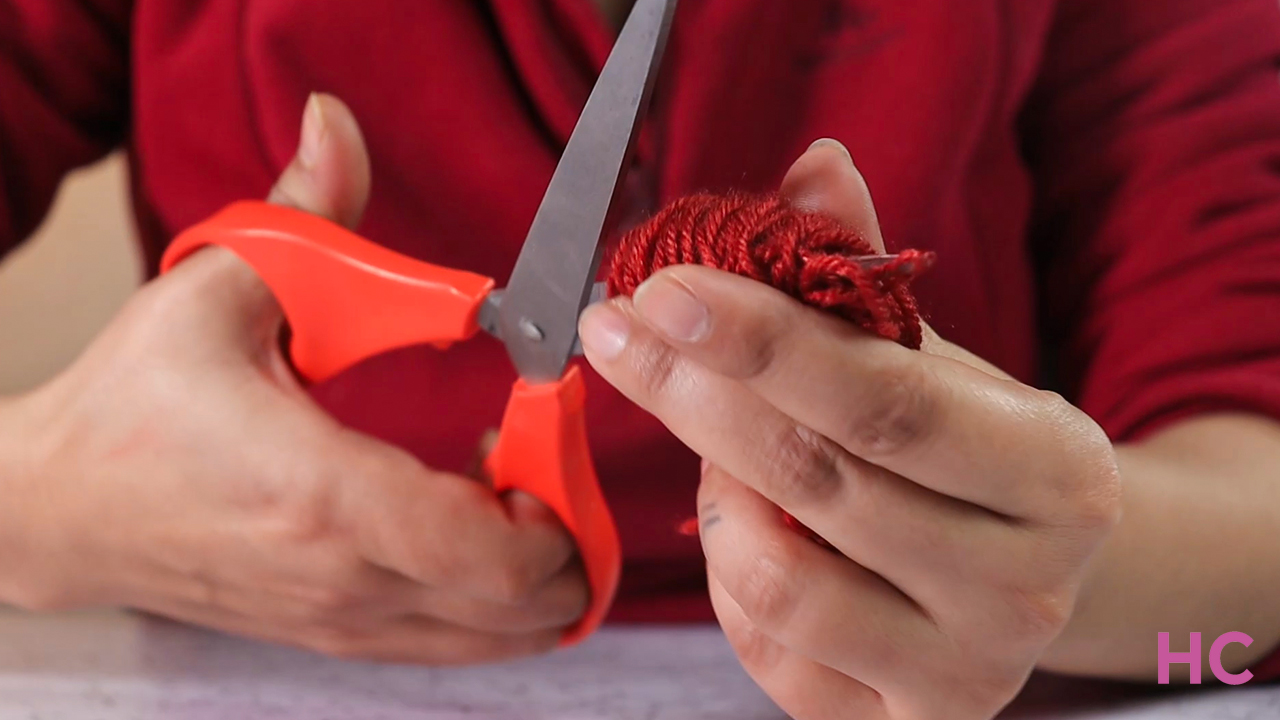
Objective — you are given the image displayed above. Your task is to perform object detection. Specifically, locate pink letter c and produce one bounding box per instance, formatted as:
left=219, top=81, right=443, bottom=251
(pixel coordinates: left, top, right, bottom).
left=1210, top=632, right=1254, bottom=685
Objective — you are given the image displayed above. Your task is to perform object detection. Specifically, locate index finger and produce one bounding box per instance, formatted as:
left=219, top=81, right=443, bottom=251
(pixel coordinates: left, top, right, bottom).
left=597, top=267, right=1109, bottom=523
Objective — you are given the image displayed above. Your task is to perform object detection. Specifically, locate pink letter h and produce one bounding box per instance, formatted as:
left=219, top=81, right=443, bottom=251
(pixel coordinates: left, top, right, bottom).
left=1158, top=632, right=1201, bottom=684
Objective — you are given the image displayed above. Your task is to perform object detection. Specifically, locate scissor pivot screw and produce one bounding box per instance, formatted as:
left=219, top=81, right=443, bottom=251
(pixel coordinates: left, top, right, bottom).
left=519, top=318, right=545, bottom=343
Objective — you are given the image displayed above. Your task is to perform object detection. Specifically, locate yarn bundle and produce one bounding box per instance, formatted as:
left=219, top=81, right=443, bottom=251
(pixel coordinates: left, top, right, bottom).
left=608, top=191, right=932, bottom=349
left=606, top=191, right=934, bottom=547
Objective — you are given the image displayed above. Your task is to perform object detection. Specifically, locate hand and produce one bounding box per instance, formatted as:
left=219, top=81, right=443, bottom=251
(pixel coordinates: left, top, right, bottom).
left=0, top=94, right=587, bottom=665
left=578, top=140, right=1122, bottom=719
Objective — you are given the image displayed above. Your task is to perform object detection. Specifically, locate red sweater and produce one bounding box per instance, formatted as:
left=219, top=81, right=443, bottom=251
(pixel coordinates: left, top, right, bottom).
left=4, top=0, right=1280, bottom=678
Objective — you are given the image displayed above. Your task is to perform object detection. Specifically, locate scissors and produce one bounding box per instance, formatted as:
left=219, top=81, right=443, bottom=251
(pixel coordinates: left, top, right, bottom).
left=159, top=0, right=679, bottom=645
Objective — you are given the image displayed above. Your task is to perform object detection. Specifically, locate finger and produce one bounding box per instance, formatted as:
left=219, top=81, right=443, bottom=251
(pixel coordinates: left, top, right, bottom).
left=133, top=600, right=312, bottom=653
left=580, top=296, right=839, bottom=505
left=157, top=243, right=292, bottom=354
left=587, top=266, right=1104, bottom=521
left=779, top=138, right=885, bottom=253
left=709, top=575, right=889, bottom=720
left=405, top=560, right=590, bottom=634
left=576, top=292, right=1029, bottom=613
left=135, top=531, right=584, bottom=639
left=185, top=94, right=371, bottom=369
left=266, top=92, right=372, bottom=230
left=146, top=599, right=558, bottom=666
left=190, top=546, right=421, bottom=624
left=697, top=466, right=942, bottom=699
left=777, top=139, right=1016, bottom=379
left=786, top=460, right=1053, bottom=640
left=697, top=457, right=1061, bottom=657
left=334, top=438, right=581, bottom=606
left=316, top=615, right=561, bottom=666
left=229, top=555, right=584, bottom=636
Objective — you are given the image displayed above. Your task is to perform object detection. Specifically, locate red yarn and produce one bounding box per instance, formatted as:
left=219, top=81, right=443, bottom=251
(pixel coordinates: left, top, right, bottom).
left=606, top=191, right=934, bottom=549
left=607, top=191, right=933, bottom=349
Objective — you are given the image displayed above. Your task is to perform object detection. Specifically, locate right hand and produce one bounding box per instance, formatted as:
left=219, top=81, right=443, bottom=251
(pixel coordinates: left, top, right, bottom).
left=0, top=94, right=588, bottom=665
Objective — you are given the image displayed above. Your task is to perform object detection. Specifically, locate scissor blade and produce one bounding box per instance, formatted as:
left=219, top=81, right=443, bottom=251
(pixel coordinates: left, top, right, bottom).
left=479, top=283, right=608, bottom=357
left=497, top=0, right=677, bottom=383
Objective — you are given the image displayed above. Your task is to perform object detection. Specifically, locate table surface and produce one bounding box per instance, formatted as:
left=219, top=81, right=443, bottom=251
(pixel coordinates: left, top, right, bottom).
left=1, top=610, right=1277, bottom=719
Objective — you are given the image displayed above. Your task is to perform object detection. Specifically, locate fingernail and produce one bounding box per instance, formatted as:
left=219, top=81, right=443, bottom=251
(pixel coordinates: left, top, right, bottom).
left=808, top=137, right=852, bottom=165
left=578, top=302, right=631, bottom=360
left=298, top=93, right=327, bottom=171
left=633, top=274, right=710, bottom=343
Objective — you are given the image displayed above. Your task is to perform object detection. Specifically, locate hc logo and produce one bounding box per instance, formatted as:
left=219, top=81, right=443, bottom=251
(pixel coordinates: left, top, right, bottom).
left=1158, top=632, right=1254, bottom=684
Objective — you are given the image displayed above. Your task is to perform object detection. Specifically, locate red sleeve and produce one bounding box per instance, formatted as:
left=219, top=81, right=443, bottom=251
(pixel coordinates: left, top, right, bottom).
left=1024, top=0, right=1280, bottom=681
left=0, top=0, right=132, bottom=256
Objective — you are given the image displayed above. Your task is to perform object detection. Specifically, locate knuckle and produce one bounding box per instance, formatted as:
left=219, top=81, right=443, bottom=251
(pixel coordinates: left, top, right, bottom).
left=844, top=360, right=937, bottom=458
left=722, top=616, right=786, bottom=675
left=484, top=561, right=545, bottom=605
left=299, top=583, right=365, bottom=620
left=1035, top=392, right=1123, bottom=530
left=630, top=340, right=687, bottom=400
left=187, top=572, right=225, bottom=609
left=1003, top=586, right=1072, bottom=641
left=728, top=308, right=789, bottom=380
left=406, top=545, right=469, bottom=588
left=10, top=584, right=73, bottom=613
left=1072, top=443, right=1123, bottom=532
left=275, top=502, right=334, bottom=545
left=768, top=425, right=845, bottom=507
left=865, top=621, right=914, bottom=676
left=264, top=473, right=340, bottom=546
left=382, top=477, right=474, bottom=586
left=947, top=669, right=1025, bottom=720
left=729, top=542, right=803, bottom=633
left=1072, top=472, right=1123, bottom=533
left=305, top=627, right=366, bottom=660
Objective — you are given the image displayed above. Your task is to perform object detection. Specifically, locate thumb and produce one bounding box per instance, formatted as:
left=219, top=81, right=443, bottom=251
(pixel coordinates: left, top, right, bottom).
left=267, top=93, right=372, bottom=230
left=778, top=138, right=886, bottom=254
left=188, top=94, right=372, bottom=370
left=781, top=140, right=1011, bottom=376
left=465, top=428, right=501, bottom=482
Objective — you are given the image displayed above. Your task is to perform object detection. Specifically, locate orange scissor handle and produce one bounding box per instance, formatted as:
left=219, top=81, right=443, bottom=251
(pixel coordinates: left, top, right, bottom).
left=160, top=201, right=495, bottom=382
left=484, top=366, right=621, bottom=647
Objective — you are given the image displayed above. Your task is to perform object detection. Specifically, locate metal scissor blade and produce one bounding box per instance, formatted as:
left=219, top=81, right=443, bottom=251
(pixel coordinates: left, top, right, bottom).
left=497, top=0, right=677, bottom=383
left=479, top=283, right=608, bottom=357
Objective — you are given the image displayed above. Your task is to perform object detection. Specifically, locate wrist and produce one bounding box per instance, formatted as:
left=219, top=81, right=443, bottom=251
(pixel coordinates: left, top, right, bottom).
left=0, top=393, right=36, bottom=606
left=1040, top=422, right=1280, bottom=679
left=0, top=389, right=81, bottom=611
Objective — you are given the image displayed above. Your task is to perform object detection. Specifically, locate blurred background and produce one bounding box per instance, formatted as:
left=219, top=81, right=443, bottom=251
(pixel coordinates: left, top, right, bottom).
left=0, top=153, right=140, bottom=393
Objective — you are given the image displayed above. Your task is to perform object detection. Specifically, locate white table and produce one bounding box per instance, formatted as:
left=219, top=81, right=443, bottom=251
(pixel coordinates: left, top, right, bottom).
left=1, top=610, right=1277, bottom=719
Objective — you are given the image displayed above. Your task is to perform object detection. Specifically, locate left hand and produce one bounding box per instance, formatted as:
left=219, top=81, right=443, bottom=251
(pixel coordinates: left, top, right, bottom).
left=578, top=140, right=1122, bottom=720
